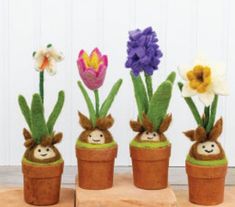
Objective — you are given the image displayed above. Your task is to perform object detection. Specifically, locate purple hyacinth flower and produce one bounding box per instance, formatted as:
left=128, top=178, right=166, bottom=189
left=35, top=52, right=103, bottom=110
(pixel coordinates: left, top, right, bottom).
left=125, top=27, right=163, bottom=76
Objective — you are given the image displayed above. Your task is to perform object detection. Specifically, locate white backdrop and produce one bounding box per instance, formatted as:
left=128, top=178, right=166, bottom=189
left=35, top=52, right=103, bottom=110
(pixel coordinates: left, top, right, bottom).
left=0, top=0, right=234, bottom=166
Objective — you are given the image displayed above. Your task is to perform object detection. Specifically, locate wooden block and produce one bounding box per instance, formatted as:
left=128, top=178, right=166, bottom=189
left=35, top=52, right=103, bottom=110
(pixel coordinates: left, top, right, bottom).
left=0, top=188, right=74, bottom=207
left=76, top=173, right=177, bottom=207
left=175, top=187, right=235, bottom=207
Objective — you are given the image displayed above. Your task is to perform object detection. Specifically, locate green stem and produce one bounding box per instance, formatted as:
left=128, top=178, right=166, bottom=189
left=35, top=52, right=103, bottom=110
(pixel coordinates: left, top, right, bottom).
left=39, top=71, right=44, bottom=103
left=94, top=89, right=100, bottom=117
left=206, top=95, right=218, bottom=132
left=144, top=73, right=153, bottom=100
left=178, top=82, right=203, bottom=126
left=204, top=106, right=210, bottom=127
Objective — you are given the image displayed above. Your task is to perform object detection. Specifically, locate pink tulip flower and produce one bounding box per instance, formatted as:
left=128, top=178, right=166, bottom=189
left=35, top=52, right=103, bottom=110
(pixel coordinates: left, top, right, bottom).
left=77, top=48, right=108, bottom=90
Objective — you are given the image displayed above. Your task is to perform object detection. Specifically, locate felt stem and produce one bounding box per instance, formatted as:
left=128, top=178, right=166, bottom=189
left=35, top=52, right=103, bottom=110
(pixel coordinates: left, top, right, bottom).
left=39, top=71, right=44, bottom=103
left=178, top=82, right=203, bottom=126
left=206, top=95, right=218, bottom=133
left=144, top=73, right=153, bottom=101
left=204, top=106, right=210, bottom=128
left=94, top=89, right=100, bottom=117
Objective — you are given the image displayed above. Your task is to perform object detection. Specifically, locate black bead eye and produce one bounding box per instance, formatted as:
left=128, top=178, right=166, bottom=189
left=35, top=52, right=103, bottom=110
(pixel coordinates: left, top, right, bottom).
left=38, top=149, right=41, bottom=152
left=153, top=133, right=157, bottom=136
left=202, top=145, right=206, bottom=149
left=89, top=135, right=92, bottom=137
left=46, top=148, right=50, bottom=152
left=100, top=134, right=103, bottom=137
left=211, top=144, right=214, bottom=147
left=146, top=132, right=149, bottom=135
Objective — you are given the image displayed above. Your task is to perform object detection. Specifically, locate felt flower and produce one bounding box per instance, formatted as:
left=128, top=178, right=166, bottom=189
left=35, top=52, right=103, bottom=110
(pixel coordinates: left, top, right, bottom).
left=77, top=48, right=108, bottom=90
left=178, top=58, right=228, bottom=106
left=33, top=44, right=63, bottom=75
left=125, top=26, right=163, bottom=76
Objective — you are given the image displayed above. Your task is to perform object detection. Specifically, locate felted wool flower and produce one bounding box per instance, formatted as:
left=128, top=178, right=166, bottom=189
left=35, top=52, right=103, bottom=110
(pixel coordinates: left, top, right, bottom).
left=125, top=26, right=163, bottom=76
left=77, top=48, right=108, bottom=90
left=178, top=58, right=228, bottom=106
left=33, top=44, right=64, bottom=75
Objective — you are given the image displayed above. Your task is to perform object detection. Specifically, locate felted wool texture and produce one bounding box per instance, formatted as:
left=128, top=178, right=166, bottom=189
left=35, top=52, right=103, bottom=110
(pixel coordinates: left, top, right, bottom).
left=78, top=112, right=114, bottom=144
left=186, top=155, right=227, bottom=167
left=76, top=139, right=117, bottom=149
left=130, top=139, right=170, bottom=149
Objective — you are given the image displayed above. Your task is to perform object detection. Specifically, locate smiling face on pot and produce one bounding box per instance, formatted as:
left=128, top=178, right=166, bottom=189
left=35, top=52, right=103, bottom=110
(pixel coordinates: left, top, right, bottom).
left=78, top=112, right=114, bottom=144
left=140, top=131, right=160, bottom=141
left=33, top=145, right=57, bottom=160
left=196, top=141, right=221, bottom=155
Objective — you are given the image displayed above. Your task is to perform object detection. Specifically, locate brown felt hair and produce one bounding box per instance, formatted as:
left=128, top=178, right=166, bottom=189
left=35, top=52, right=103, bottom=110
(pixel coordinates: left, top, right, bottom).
left=184, top=118, right=225, bottom=161
left=78, top=112, right=114, bottom=143
left=130, top=114, right=172, bottom=142
left=22, top=129, right=63, bottom=163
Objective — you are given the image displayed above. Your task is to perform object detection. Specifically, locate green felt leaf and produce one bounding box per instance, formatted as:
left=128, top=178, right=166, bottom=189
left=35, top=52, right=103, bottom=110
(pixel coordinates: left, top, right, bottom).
left=178, top=82, right=203, bottom=126
left=77, top=81, right=96, bottom=127
left=130, top=72, right=149, bottom=121
left=47, top=91, right=65, bottom=134
left=166, top=71, right=176, bottom=83
left=18, top=95, right=32, bottom=131
left=206, top=95, right=218, bottom=132
left=31, top=94, right=49, bottom=143
left=147, top=80, right=173, bottom=131
left=99, top=79, right=122, bottom=118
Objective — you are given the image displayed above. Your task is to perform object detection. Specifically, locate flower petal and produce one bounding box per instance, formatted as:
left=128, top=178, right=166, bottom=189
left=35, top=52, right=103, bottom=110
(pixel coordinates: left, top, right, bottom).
left=177, top=65, right=189, bottom=80
left=212, top=78, right=229, bottom=96
left=181, top=83, right=197, bottom=97
left=198, top=91, right=215, bottom=106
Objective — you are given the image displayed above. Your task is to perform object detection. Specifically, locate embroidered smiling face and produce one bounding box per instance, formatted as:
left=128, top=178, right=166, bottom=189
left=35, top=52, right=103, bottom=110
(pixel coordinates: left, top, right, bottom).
left=140, top=131, right=160, bottom=141
left=87, top=129, right=105, bottom=144
left=33, top=145, right=56, bottom=160
left=196, top=141, right=221, bottom=155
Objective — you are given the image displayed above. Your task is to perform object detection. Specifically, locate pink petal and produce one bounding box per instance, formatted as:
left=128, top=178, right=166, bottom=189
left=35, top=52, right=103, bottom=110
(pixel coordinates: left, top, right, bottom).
left=77, top=59, right=87, bottom=73
left=101, top=55, right=108, bottom=67
left=78, top=50, right=85, bottom=58
left=91, top=48, right=102, bottom=59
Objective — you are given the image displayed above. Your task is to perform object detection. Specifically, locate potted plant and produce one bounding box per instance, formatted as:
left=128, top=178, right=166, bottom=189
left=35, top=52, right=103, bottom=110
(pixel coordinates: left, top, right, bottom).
left=76, top=48, right=122, bottom=189
left=125, top=27, right=176, bottom=190
left=178, top=57, right=229, bottom=205
left=18, top=44, right=65, bottom=205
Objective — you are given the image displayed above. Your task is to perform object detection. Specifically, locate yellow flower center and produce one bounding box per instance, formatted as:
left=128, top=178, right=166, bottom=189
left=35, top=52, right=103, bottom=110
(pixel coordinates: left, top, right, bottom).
left=186, top=65, right=211, bottom=93
left=82, top=52, right=102, bottom=71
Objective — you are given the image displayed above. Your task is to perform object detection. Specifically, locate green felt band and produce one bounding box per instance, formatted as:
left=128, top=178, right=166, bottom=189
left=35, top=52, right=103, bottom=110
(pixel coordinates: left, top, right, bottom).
left=130, top=139, right=170, bottom=149
left=76, top=139, right=117, bottom=149
left=47, top=90, right=65, bottom=134
left=130, top=72, right=148, bottom=122
left=206, top=95, right=218, bottom=132
left=31, top=94, right=49, bottom=143
left=18, top=95, right=32, bottom=131
left=186, top=154, right=227, bottom=167
left=22, top=157, right=63, bottom=166
left=99, top=79, right=122, bottom=118
left=77, top=81, right=96, bottom=127
left=178, top=82, right=203, bottom=126
left=147, top=80, right=173, bottom=131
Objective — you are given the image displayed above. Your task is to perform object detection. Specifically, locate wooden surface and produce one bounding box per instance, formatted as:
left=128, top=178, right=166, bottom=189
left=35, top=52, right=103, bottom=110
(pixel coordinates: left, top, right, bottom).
left=76, top=173, right=177, bottom=207
left=175, top=187, right=235, bottom=207
left=0, top=188, right=74, bottom=207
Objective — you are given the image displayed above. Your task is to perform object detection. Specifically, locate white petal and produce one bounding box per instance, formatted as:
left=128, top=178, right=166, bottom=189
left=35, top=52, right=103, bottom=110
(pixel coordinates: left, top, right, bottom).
left=212, top=79, right=229, bottom=96
left=198, top=91, right=215, bottom=106
left=177, top=65, right=189, bottom=80
left=182, top=83, right=197, bottom=97
left=48, top=47, right=63, bottom=62
left=46, top=61, right=57, bottom=76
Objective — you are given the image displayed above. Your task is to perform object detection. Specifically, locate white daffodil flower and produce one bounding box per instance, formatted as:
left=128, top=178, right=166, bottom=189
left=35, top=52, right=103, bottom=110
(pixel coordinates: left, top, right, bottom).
left=33, top=44, right=63, bottom=75
left=178, top=58, right=228, bottom=106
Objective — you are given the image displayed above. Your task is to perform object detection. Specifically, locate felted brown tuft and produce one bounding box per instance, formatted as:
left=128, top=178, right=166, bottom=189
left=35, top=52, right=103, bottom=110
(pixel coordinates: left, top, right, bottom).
left=158, top=114, right=172, bottom=134
left=130, top=120, right=144, bottom=132
left=194, top=126, right=207, bottom=142
left=24, top=139, right=35, bottom=148
left=78, top=112, right=93, bottom=130
left=23, top=128, right=32, bottom=140
left=183, top=130, right=195, bottom=141
left=209, top=118, right=223, bottom=141
left=52, top=133, right=63, bottom=144
left=142, top=114, right=153, bottom=132
left=190, top=141, right=225, bottom=161
left=96, top=115, right=114, bottom=130
left=41, top=137, right=53, bottom=147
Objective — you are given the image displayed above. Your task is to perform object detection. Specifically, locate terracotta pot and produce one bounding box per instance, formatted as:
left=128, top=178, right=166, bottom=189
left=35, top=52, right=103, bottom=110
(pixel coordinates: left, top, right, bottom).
left=130, top=145, right=171, bottom=190
left=76, top=145, right=118, bottom=190
left=22, top=161, right=64, bottom=206
left=186, top=161, right=227, bottom=205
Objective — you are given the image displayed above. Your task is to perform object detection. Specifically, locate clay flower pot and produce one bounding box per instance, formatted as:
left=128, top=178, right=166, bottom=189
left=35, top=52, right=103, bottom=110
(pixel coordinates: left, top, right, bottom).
left=22, top=160, right=64, bottom=205
left=186, top=161, right=227, bottom=205
left=130, top=145, right=171, bottom=189
left=76, top=145, right=118, bottom=190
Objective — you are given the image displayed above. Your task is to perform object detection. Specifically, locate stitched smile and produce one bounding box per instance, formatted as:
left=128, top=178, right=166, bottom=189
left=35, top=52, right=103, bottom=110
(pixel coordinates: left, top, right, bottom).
left=147, top=137, right=154, bottom=140
left=205, top=149, right=213, bottom=153
left=40, top=154, right=48, bottom=157
left=92, top=139, right=101, bottom=142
